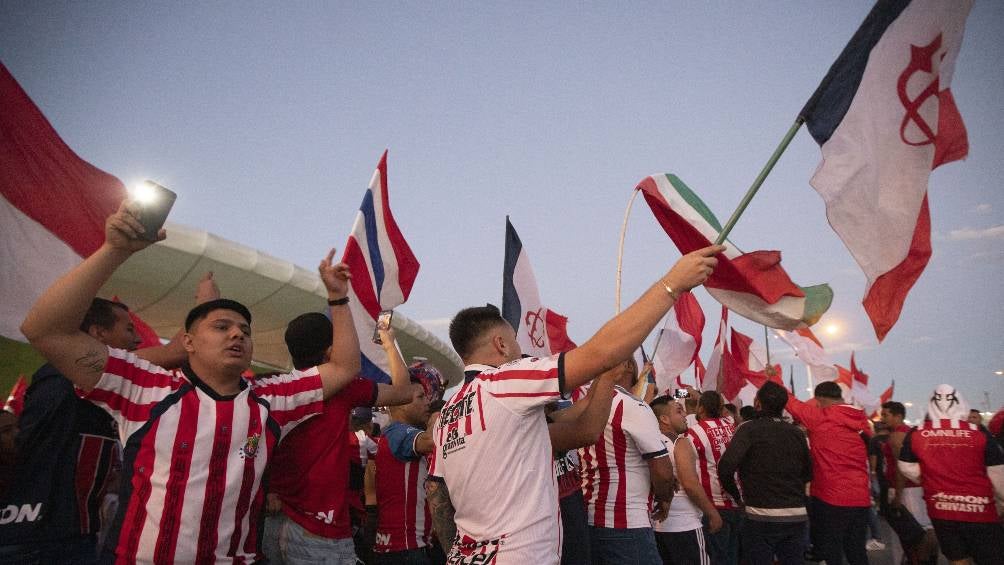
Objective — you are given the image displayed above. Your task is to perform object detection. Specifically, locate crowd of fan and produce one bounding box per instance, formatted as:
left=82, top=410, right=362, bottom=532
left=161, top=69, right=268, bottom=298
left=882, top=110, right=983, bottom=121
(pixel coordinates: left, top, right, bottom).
left=1, top=202, right=1003, bottom=565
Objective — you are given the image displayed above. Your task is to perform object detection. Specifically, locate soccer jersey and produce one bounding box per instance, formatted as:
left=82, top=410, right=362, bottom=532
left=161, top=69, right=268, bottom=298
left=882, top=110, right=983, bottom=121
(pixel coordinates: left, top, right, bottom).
left=655, top=434, right=703, bottom=533
left=429, top=357, right=565, bottom=564
left=686, top=417, right=738, bottom=510
left=81, top=347, right=324, bottom=564
left=269, top=377, right=377, bottom=539
left=374, top=421, right=431, bottom=553
left=900, top=419, right=1004, bottom=523
left=579, top=386, right=669, bottom=529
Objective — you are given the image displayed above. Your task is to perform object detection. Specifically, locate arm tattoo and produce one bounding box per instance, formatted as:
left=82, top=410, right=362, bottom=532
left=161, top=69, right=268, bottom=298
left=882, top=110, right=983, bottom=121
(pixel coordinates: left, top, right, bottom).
left=425, top=480, right=457, bottom=552
left=75, top=348, right=106, bottom=376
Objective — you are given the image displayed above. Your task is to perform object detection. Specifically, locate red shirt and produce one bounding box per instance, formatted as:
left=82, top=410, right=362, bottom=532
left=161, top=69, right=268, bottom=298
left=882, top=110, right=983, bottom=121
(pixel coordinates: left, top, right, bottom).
left=786, top=397, right=871, bottom=507
left=900, top=419, right=1002, bottom=523
left=374, top=421, right=431, bottom=553
left=882, top=424, right=920, bottom=488
left=269, top=377, right=377, bottom=538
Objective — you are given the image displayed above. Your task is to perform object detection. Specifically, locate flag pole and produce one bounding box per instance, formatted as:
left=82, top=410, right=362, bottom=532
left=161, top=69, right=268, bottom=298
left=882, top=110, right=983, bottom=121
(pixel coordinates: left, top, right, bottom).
left=763, top=325, right=771, bottom=365
left=615, top=189, right=642, bottom=314
left=713, top=118, right=805, bottom=245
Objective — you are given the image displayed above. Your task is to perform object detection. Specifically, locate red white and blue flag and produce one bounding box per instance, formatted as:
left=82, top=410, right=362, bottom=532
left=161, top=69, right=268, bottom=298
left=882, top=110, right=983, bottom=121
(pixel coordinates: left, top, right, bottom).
left=342, top=151, right=420, bottom=382
left=0, top=62, right=125, bottom=341
left=800, top=0, right=972, bottom=341
left=502, top=217, right=576, bottom=357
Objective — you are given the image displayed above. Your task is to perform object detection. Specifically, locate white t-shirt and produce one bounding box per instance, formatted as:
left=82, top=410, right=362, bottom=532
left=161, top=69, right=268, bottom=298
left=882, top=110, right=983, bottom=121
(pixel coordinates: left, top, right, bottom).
left=429, top=356, right=564, bottom=564
left=655, top=434, right=703, bottom=533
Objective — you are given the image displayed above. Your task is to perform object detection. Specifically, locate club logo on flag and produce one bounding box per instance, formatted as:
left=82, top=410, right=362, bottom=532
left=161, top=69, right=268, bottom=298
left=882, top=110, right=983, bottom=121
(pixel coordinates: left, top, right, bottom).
left=898, top=35, right=943, bottom=146
left=525, top=308, right=547, bottom=349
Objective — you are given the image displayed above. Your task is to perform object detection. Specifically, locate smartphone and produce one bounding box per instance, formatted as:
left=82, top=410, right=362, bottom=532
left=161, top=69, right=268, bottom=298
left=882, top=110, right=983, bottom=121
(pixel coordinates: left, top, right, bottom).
left=372, top=310, right=394, bottom=344
left=673, top=388, right=689, bottom=399
left=136, top=180, right=177, bottom=241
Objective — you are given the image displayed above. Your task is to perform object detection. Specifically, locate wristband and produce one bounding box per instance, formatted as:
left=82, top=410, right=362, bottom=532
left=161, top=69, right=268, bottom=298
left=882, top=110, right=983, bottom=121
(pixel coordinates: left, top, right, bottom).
left=327, top=296, right=350, bottom=306
left=662, top=282, right=679, bottom=301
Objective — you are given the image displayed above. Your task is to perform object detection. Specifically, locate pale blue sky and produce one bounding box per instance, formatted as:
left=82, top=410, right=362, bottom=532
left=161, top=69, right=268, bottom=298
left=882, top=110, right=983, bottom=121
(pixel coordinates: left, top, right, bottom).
left=2, top=1, right=1001, bottom=418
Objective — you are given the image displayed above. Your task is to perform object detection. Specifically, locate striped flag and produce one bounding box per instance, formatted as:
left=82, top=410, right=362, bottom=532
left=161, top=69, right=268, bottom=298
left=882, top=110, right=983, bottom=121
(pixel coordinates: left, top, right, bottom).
left=341, top=151, right=420, bottom=382
left=651, top=291, right=704, bottom=393
left=2, top=375, right=27, bottom=416
left=501, top=217, right=576, bottom=357
left=850, top=353, right=880, bottom=414
left=702, top=306, right=728, bottom=392
left=800, top=0, right=972, bottom=341
left=0, top=63, right=125, bottom=341
left=775, top=327, right=838, bottom=384
left=637, top=173, right=832, bottom=330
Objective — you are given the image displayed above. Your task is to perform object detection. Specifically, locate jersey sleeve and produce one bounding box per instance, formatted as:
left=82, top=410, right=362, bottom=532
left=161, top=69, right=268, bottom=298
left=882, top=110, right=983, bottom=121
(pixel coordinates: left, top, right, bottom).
left=79, top=347, right=178, bottom=438
left=621, top=399, right=669, bottom=460
left=344, top=377, right=379, bottom=408
left=481, top=353, right=565, bottom=416
left=384, top=422, right=424, bottom=462
left=897, top=428, right=921, bottom=483
left=251, top=368, right=325, bottom=435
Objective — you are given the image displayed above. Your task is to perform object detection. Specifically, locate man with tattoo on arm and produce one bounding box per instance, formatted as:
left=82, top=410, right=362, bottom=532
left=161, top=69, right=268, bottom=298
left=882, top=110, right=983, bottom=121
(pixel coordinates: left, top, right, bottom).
left=19, top=201, right=365, bottom=564
left=425, top=245, right=722, bottom=564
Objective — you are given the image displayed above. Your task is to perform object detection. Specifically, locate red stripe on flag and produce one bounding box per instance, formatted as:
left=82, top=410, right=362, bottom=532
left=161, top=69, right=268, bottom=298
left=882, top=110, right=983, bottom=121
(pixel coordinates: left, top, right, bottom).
left=375, top=151, right=420, bottom=301
left=343, top=236, right=382, bottom=319
left=863, top=196, right=932, bottom=341
left=932, top=89, right=969, bottom=168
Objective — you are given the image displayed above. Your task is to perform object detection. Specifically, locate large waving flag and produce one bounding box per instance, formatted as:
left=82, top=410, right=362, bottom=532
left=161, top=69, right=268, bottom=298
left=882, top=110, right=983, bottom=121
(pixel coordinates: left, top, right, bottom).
left=775, top=327, right=838, bottom=384
left=849, top=353, right=880, bottom=414
left=502, top=217, right=576, bottom=357
left=0, top=63, right=125, bottom=341
left=342, top=151, right=420, bottom=382
left=637, top=173, right=832, bottom=330
left=651, top=291, right=704, bottom=393
left=800, top=0, right=972, bottom=341
left=701, top=306, right=728, bottom=392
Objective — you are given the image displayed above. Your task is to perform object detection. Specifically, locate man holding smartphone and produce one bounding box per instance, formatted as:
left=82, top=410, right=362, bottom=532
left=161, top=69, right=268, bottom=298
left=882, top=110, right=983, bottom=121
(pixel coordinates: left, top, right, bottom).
left=19, top=201, right=366, bottom=564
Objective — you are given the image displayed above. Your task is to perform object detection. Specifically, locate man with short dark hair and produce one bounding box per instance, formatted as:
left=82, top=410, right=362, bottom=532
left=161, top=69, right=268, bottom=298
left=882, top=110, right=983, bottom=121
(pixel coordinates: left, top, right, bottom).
left=968, top=409, right=984, bottom=427
left=0, top=278, right=215, bottom=564
left=881, top=400, right=937, bottom=561
left=786, top=380, right=872, bottom=565
left=19, top=202, right=367, bottom=563
left=718, top=382, right=812, bottom=565
left=426, top=245, right=722, bottom=564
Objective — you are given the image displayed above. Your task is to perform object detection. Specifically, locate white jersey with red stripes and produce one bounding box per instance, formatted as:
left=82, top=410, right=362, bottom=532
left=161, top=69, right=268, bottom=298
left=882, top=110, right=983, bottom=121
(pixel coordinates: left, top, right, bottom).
left=579, top=385, right=669, bottom=529
left=374, top=421, right=431, bottom=553
left=429, top=356, right=564, bottom=564
left=686, top=416, right=738, bottom=509
left=81, top=347, right=324, bottom=564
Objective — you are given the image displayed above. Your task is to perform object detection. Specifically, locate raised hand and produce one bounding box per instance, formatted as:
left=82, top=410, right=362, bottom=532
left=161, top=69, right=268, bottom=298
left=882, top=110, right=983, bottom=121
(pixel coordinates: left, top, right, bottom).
left=664, top=245, right=724, bottom=293
left=195, top=272, right=220, bottom=304
left=318, top=248, right=352, bottom=299
left=105, top=200, right=165, bottom=253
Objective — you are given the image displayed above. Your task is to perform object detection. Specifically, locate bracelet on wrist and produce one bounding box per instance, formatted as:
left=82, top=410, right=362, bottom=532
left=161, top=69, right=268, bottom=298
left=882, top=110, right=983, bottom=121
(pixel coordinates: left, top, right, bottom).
left=327, top=296, right=349, bottom=306
left=662, top=282, right=679, bottom=301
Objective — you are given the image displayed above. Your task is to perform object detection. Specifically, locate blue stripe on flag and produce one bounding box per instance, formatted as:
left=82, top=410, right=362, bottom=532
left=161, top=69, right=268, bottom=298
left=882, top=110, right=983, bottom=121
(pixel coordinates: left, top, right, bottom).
left=360, top=352, right=390, bottom=384
left=799, top=0, right=911, bottom=145
left=501, top=217, right=522, bottom=332
left=359, top=189, right=386, bottom=298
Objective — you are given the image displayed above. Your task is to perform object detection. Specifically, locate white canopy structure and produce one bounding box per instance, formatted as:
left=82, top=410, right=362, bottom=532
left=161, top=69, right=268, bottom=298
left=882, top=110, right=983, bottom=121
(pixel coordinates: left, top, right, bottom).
left=99, top=222, right=464, bottom=384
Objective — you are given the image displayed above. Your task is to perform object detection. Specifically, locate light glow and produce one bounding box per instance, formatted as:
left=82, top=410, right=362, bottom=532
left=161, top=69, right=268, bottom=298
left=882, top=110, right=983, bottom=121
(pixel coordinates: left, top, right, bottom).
left=130, top=181, right=159, bottom=205
left=823, top=322, right=841, bottom=337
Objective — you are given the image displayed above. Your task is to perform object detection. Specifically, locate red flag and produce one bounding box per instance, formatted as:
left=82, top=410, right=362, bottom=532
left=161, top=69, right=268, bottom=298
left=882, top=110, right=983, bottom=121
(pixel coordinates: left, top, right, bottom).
left=702, top=307, right=728, bottom=391
left=3, top=375, right=27, bottom=416
left=729, top=328, right=783, bottom=390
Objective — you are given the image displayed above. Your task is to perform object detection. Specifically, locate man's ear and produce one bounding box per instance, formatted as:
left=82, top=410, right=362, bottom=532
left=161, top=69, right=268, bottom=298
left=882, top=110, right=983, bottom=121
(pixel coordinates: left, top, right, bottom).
left=86, top=325, right=103, bottom=341
left=182, top=332, right=196, bottom=354
left=491, top=333, right=507, bottom=355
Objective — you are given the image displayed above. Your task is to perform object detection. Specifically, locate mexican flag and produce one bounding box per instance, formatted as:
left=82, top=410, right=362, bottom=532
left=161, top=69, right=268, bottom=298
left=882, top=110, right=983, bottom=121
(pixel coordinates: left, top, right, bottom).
left=637, top=173, right=832, bottom=330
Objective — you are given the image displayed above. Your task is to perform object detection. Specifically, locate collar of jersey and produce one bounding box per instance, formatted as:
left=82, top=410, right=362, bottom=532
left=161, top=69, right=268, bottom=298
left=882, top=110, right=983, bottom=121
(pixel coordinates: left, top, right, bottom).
left=181, top=363, right=248, bottom=401
left=462, top=363, right=497, bottom=383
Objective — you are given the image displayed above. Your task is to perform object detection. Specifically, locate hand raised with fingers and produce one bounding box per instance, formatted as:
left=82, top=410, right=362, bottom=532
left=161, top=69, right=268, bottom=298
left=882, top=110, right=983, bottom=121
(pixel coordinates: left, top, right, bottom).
left=377, top=326, right=397, bottom=351
left=105, top=200, right=165, bottom=253
left=664, top=244, right=725, bottom=293
left=195, top=272, right=221, bottom=304
left=319, top=248, right=352, bottom=299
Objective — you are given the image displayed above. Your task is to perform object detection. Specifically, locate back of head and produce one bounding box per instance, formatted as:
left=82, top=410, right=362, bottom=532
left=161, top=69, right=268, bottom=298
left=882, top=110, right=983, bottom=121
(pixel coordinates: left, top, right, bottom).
left=80, top=298, right=129, bottom=332
left=698, top=390, right=724, bottom=419
left=927, top=384, right=969, bottom=421
left=449, top=304, right=507, bottom=360
left=882, top=400, right=906, bottom=419
left=284, top=312, right=333, bottom=370
left=755, top=381, right=788, bottom=417
left=185, top=298, right=252, bottom=332
left=739, top=405, right=757, bottom=422
left=813, top=381, right=843, bottom=403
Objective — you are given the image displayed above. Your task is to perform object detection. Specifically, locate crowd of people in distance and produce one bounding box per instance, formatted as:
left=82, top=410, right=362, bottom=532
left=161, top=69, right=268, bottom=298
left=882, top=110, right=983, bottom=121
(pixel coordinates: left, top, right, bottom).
left=1, top=201, right=1003, bottom=565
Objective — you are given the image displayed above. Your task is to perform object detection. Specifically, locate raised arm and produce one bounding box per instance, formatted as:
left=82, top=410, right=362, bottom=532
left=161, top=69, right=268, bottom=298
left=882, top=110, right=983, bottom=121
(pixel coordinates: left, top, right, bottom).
left=373, top=326, right=416, bottom=407
left=562, top=246, right=721, bottom=391
left=548, top=369, right=616, bottom=452
left=20, top=202, right=164, bottom=391
left=316, top=249, right=363, bottom=399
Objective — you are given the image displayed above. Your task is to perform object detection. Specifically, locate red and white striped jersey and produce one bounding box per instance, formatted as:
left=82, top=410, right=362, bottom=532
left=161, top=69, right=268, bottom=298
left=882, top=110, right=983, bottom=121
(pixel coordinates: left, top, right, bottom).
left=429, top=357, right=564, bottom=563
left=579, top=386, right=669, bottom=529
left=81, top=347, right=324, bottom=564
left=374, top=421, right=431, bottom=553
left=686, top=417, right=738, bottom=509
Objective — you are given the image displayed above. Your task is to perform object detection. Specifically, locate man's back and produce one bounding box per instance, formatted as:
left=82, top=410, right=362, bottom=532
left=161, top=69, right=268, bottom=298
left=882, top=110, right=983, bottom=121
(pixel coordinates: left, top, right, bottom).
left=718, top=416, right=811, bottom=511
left=686, top=416, right=738, bottom=509
left=429, top=356, right=563, bottom=563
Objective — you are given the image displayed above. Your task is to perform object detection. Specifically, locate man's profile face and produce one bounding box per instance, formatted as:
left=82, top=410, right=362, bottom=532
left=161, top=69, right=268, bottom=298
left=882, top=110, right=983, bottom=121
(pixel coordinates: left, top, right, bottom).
left=668, top=401, right=688, bottom=434
left=968, top=411, right=982, bottom=426
left=99, top=307, right=142, bottom=351
left=880, top=408, right=899, bottom=426
left=404, top=384, right=430, bottom=427
left=186, top=309, right=254, bottom=372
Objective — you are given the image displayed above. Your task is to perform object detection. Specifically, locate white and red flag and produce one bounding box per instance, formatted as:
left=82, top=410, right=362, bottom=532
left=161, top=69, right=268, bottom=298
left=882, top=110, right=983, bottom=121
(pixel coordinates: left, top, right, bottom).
left=651, top=291, right=704, bottom=394
left=342, top=151, right=420, bottom=383
left=701, top=306, right=729, bottom=392
left=501, top=217, right=576, bottom=357
left=3, top=376, right=27, bottom=416
left=0, top=63, right=125, bottom=341
left=775, top=327, right=838, bottom=384
left=849, top=353, right=880, bottom=414
left=800, top=0, right=972, bottom=341
left=637, top=173, right=832, bottom=331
